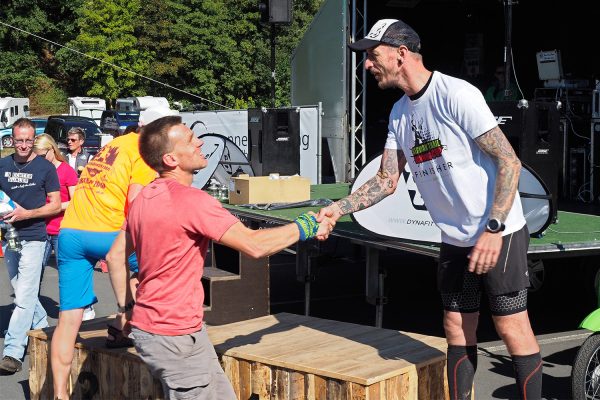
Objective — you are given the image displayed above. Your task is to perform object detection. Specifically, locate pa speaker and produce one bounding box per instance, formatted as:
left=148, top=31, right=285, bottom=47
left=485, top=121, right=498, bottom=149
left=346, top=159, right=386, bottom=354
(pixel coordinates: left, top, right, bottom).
left=488, top=100, right=561, bottom=220
left=248, top=108, right=300, bottom=176
left=520, top=101, right=562, bottom=214
left=270, top=0, right=292, bottom=24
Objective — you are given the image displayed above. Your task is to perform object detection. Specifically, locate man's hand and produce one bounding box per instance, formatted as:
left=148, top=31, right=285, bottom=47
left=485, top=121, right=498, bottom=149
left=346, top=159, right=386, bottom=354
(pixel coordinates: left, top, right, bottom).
left=317, top=203, right=343, bottom=225
left=2, top=202, right=31, bottom=223
left=315, top=214, right=336, bottom=241
left=468, top=231, right=503, bottom=274
left=120, top=312, right=133, bottom=336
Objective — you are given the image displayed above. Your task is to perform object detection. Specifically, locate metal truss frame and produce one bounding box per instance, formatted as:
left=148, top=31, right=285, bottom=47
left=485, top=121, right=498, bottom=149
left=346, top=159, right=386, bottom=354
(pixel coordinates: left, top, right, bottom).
left=349, top=0, right=367, bottom=178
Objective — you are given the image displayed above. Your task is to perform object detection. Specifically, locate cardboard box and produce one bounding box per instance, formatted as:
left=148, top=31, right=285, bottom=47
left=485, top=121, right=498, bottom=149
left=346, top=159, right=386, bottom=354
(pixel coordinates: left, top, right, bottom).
left=229, top=174, right=310, bottom=205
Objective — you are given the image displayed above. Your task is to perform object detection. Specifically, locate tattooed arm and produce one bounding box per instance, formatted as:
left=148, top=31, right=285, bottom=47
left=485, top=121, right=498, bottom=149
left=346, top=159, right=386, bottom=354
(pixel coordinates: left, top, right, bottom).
left=468, top=125, right=522, bottom=274
left=475, top=125, right=522, bottom=222
left=317, top=148, right=406, bottom=223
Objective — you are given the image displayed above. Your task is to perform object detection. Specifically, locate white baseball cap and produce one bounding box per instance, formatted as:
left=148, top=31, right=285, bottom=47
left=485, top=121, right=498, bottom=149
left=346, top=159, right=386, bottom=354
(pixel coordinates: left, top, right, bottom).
left=139, top=106, right=180, bottom=126
left=348, top=19, right=421, bottom=52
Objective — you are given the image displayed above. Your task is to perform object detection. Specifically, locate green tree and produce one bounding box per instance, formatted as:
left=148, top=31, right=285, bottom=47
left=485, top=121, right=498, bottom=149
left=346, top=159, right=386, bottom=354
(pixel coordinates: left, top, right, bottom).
left=56, top=0, right=152, bottom=103
left=135, top=0, right=189, bottom=95
left=167, top=0, right=261, bottom=109
left=28, top=76, right=68, bottom=115
left=0, top=0, right=81, bottom=98
left=158, top=0, right=323, bottom=109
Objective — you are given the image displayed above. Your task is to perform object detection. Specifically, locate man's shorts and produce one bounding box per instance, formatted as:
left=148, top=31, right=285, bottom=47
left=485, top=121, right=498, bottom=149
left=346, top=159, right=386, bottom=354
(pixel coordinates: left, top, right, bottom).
left=57, top=229, right=139, bottom=311
left=438, top=225, right=530, bottom=314
left=131, top=326, right=237, bottom=400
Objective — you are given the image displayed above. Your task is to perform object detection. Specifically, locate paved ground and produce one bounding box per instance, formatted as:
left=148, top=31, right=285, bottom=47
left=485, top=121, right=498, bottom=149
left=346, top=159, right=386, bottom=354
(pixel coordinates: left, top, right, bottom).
left=0, top=250, right=596, bottom=399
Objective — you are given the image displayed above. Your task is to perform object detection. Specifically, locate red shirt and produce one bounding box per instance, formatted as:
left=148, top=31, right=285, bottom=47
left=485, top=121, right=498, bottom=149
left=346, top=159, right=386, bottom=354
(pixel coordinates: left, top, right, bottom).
left=46, top=162, right=78, bottom=235
left=127, top=178, right=238, bottom=335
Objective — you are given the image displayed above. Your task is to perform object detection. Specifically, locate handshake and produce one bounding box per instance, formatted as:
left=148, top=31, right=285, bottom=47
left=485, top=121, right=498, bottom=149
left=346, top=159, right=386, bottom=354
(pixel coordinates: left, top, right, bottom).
left=293, top=203, right=342, bottom=242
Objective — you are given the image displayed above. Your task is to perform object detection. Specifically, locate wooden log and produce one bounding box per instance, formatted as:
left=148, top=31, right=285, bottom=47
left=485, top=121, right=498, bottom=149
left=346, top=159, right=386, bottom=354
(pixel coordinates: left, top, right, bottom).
left=349, top=382, right=367, bottom=400
left=289, top=371, right=305, bottom=400
left=223, top=355, right=241, bottom=398
left=313, top=375, right=327, bottom=400
left=239, top=360, right=253, bottom=400
left=251, top=362, right=272, bottom=399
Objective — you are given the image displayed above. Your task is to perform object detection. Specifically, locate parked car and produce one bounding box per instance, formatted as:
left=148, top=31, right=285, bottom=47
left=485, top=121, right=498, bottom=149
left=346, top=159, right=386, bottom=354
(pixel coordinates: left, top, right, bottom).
left=44, top=115, right=109, bottom=156
left=100, top=110, right=139, bottom=134
left=0, top=118, right=47, bottom=149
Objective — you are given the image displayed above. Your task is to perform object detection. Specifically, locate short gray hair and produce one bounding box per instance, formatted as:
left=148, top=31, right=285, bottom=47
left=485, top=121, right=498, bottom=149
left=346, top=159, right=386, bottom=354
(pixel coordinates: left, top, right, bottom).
left=67, top=127, right=85, bottom=141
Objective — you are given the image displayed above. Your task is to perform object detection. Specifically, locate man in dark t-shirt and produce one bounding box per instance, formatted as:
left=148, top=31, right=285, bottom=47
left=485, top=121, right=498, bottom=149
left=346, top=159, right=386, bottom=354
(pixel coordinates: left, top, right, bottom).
left=0, top=118, right=60, bottom=374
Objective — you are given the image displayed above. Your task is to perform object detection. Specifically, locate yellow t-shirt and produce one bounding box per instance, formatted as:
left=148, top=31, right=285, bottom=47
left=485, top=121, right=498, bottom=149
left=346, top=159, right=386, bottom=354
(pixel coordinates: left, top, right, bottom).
left=61, top=133, right=156, bottom=232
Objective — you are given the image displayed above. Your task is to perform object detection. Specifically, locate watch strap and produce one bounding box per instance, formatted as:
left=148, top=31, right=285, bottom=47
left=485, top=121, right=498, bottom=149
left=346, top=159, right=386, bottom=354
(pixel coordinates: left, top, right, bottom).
left=117, top=300, right=135, bottom=313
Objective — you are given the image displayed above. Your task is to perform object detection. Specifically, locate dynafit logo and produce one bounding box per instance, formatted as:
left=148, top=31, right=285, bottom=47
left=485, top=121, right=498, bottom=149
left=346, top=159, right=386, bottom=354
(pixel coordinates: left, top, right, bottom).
left=409, top=115, right=443, bottom=164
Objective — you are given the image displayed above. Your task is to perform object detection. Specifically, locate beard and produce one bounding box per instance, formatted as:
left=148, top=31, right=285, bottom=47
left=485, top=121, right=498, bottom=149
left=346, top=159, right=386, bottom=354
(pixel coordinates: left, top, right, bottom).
left=377, top=78, right=395, bottom=90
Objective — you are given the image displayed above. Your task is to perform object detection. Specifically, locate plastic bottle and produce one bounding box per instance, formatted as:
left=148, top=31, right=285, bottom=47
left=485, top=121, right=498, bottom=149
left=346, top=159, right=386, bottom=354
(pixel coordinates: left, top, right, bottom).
left=0, top=190, right=16, bottom=217
left=218, top=184, right=229, bottom=201
left=207, top=180, right=220, bottom=198
left=5, top=224, right=22, bottom=252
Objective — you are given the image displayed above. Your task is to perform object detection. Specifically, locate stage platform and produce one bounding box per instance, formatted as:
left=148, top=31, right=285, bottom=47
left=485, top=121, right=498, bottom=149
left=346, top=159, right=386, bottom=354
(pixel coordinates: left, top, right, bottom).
left=220, top=184, right=600, bottom=327
left=28, top=313, right=451, bottom=400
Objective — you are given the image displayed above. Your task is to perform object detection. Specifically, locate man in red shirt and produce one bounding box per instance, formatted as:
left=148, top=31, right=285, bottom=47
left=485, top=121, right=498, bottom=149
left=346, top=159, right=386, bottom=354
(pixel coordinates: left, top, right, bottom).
left=106, top=116, right=333, bottom=399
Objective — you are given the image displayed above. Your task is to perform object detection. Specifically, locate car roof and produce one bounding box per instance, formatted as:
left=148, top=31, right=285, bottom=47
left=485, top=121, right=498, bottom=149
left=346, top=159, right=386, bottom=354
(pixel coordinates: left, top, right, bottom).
left=102, top=110, right=140, bottom=115
left=48, top=115, right=97, bottom=122
left=0, top=118, right=47, bottom=128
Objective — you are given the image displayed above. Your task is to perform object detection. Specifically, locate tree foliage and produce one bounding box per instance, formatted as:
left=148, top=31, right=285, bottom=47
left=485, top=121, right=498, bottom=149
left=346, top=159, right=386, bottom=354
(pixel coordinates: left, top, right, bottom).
left=0, top=0, right=81, bottom=111
left=28, top=76, right=68, bottom=115
left=56, top=0, right=152, bottom=104
left=1, top=0, right=325, bottom=110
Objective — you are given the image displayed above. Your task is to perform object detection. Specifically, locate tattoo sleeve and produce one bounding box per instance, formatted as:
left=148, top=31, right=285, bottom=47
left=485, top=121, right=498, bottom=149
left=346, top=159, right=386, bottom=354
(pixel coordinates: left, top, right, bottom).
left=336, top=149, right=406, bottom=215
left=475, top=126, right=521, bottom=221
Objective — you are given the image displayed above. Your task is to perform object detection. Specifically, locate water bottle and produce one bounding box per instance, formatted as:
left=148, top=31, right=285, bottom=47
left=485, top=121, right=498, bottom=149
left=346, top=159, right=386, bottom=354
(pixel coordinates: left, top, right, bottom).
left=207, top=180, right=220, bottom=198
left=218, top=184, right=229, bottom=201
left=0, top=190, right=16, bottom=217
left=5, top=224, right=22, bottom=252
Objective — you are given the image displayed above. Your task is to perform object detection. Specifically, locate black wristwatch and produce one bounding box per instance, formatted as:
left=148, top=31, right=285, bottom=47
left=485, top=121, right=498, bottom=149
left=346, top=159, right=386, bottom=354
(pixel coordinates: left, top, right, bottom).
left=486, top=218, right=506, bottom=233
left=117, top=300, right=135, bottom=313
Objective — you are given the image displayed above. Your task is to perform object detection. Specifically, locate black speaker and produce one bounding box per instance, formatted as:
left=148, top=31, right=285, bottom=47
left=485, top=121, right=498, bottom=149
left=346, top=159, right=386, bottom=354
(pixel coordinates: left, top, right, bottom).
left=248, top=108, right=264, bottom=173
left=592, top=120, right=600, bottom=202
left=520, top=101, right=563, bottom=210
left=487, top=101, right=523, bottom=150
left=259, top=0, right=292, bottom=24
left=248, top=108, right=300, bottom=176
left=488, top=101, right=562, bottom=216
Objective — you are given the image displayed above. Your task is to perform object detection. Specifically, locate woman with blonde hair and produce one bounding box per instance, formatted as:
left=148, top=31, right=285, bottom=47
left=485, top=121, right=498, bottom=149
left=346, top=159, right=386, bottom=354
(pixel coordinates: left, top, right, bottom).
left=33, top=135, right=94, bottom=319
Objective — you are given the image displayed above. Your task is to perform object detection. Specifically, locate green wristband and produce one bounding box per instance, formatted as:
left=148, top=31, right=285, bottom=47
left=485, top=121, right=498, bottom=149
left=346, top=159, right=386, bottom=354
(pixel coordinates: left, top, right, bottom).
left=294, top=213, right=318, bottom=241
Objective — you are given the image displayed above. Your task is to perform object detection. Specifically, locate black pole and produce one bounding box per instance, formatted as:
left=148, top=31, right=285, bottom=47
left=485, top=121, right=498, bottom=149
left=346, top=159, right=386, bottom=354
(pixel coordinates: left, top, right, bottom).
left=270, top=24, right=276, bottom=108
left=503, top=0, right=513, bottom=99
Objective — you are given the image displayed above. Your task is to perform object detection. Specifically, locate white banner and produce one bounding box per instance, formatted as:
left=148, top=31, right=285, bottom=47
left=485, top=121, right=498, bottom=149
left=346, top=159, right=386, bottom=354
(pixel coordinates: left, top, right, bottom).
left=180, top=107, right=321, bottom=183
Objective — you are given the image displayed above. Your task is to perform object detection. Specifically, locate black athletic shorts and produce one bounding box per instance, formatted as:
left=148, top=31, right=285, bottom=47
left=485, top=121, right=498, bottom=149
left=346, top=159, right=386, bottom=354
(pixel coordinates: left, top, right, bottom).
left=438, top=225, right=530, bottom=315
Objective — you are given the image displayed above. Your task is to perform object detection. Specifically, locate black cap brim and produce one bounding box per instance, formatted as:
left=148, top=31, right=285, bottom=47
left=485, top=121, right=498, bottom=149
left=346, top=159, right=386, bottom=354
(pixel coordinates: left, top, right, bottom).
left=348, top=38, right=381, bottom=51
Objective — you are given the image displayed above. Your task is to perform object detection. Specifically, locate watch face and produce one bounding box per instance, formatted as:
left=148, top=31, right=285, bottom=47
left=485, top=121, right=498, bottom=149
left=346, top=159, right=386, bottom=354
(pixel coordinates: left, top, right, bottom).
left=487, top=219, right=500, bottom=232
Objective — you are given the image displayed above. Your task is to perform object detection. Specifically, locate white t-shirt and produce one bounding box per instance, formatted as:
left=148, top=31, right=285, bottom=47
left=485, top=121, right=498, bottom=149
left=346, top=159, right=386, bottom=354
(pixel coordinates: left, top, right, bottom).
left=67, top=153, right=77, bottom=170
left=385, top=71, right=526, bottom=246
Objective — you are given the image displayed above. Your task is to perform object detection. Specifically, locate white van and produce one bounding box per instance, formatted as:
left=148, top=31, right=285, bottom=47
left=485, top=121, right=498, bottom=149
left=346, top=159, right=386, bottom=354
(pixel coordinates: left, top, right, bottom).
left=68, top=97, right=106, bottom=126
left=0, top=97, right=30, bottom=129
left=116, top=96, right=169, bottom=112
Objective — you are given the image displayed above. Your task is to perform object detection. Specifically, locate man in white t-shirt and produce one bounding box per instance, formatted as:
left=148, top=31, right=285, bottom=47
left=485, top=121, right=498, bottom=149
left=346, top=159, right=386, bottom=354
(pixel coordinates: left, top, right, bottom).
left=318, top=19, right=541, bottom=400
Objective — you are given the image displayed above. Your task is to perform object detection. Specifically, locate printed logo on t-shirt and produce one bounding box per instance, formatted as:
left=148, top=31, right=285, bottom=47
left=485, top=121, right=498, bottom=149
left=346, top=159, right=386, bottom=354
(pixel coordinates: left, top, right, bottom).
left=85, top=146, right=119, bottom=178
left=3, top=172, right=35, bottom=188
left=408, top=114, right=454, bottom=181
left=409, top=115, right=444, bottom=163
